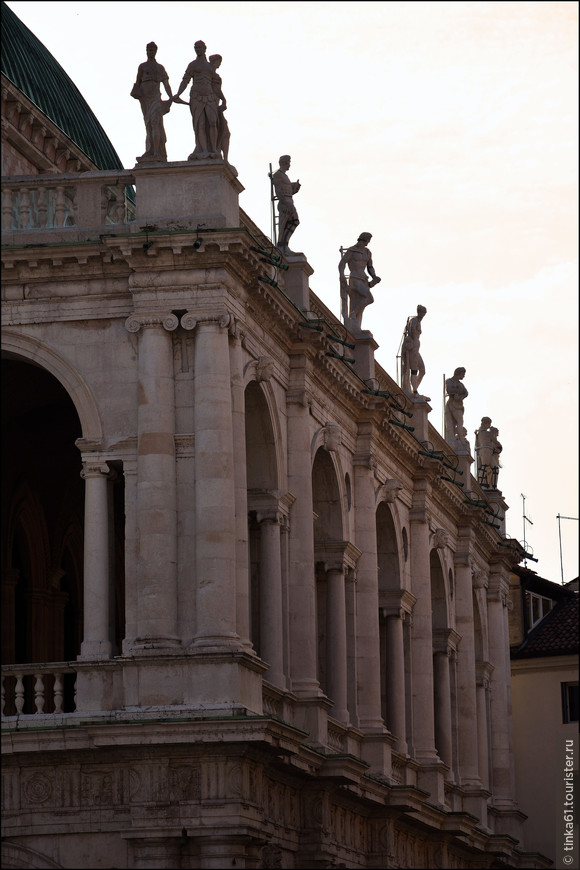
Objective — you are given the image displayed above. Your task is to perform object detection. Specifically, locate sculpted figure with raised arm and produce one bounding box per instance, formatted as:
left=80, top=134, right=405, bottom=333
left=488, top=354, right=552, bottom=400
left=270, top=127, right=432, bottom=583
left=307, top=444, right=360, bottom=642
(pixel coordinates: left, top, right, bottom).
left=131, top=42, right=173, bottom=162
left=339, top=232, right=381, bottom=333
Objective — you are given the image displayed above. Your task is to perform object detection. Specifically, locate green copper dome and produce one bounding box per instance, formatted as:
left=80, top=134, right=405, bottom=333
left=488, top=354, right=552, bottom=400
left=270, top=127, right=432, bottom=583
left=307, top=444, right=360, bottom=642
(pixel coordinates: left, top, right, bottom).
left=1, top=1, right=124, bottom=171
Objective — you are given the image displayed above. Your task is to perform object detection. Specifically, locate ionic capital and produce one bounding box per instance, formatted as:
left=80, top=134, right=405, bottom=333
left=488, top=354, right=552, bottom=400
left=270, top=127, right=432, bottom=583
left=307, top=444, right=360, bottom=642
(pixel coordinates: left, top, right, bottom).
left=125, top=312, right=179, bottom=333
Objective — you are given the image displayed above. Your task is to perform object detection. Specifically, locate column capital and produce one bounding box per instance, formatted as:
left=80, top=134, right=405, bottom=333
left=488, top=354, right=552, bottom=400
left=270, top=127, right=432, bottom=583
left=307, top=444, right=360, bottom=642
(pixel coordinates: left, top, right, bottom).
left=314, top=540, right=362, bottom=574
left=125, top=312, right=179, bottom=333
left=80, top=460, right=111, bottom=480
left=476, top=660, right=494, bottom=687
left=379, top=588, right=417, bottom=619
left=433, top=627, right=461, bottom=655
left=180, top=309, right=236, bottom=334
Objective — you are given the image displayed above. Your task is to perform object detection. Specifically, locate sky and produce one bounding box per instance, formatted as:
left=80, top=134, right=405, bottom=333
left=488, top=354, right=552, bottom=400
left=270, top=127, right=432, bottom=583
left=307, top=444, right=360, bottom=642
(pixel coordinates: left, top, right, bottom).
left=7, top=0, right=578, bottom=583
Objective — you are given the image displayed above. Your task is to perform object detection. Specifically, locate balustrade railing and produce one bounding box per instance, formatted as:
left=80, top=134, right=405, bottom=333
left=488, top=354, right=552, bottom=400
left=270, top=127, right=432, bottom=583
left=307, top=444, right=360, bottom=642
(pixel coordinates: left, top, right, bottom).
left=1, top=170, right=136, bottom=234
left=1, top=664, right=77, bottom=717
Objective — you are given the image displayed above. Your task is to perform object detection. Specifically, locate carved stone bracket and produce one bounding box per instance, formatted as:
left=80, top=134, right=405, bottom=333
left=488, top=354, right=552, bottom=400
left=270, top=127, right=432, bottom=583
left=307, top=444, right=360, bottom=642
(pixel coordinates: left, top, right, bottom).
left=322, top=422, right=341, bottom=453
left=431, top=528, right=450, bottom=550
left=472, top=569, right=489, bottom=590
left=377, top=478, right=403, bottom=503
left=243, top=355, right=275, bottom=383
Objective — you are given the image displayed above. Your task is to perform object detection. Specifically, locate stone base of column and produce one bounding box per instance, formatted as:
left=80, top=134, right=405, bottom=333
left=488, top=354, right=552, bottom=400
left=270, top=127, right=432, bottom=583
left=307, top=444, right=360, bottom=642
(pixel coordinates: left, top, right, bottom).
left=119, top=649, right=267, bottom=714
left=293, top=695, right=332, bottom=747
left=361, top=730, right=395, bottom=777
left=78, top=639, right=112, bottom=660
left=408, top=396, right=432, bottom=444
left=488, top=803, right=527, bottom=841
left=132, top=635, right=181, bottom=650
left=416, top=759, right=447, bottom=807
left=351, top=330, right=378, bottom=382
left=75, top=660, right=123, bottom=712
left=282, top=253, right=313, bottom=310
left=462, top=787, right=491, bottom=829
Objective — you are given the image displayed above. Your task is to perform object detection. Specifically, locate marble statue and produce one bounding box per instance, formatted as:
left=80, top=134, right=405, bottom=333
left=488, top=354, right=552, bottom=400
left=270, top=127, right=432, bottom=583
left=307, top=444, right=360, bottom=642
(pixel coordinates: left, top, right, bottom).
left=490, top=426, right=502, bottom=489
left=271, top=155, right=301, bottom=253
left=338, top=233, right=381, bottom=333
left=173, top=40, right=220, bottom=159
left=444, top=367, right=469, bottom=447
left=401, top=305, right=429, bottom=400
left=475, top=416, right=494, bottom=488
left=208, top=54, right=237, bottom=175
left=131, top=43, right=173, bottom=162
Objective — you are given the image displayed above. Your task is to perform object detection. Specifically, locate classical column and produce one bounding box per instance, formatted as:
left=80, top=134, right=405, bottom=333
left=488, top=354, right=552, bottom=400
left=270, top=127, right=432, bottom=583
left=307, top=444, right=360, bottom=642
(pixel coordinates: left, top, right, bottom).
left=79, top=460, right=112, bottom=660
left=432, top=630, right=454, bottom=774
left=258, top=510, right=285, bottom=688
left=409, top=477, right=437, bottom=762
left=126, top=313, right=179, bottom=648
left=286, top=374, right=318, bottom=696
left=353, top=438, right=383, bottom=732
left=326, top=564, right=349, bottom=724
left=454, top=551, right=482, bottom=788
left=192, top=314, right=238, bottom=647
left=487, top=565, right=517, bottom=807
left=121, top=458, right=138, bottom=652
left=382, top=594, right=415, bottom=756
left=476, top=660, right=493, bottom=792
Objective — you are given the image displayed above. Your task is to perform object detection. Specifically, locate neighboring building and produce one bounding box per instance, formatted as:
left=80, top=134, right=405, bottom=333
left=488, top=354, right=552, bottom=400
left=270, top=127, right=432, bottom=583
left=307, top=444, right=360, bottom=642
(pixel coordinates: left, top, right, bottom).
left=510, top=566, right=579, bottom=863
left=1, top=4, right=551, bottom=868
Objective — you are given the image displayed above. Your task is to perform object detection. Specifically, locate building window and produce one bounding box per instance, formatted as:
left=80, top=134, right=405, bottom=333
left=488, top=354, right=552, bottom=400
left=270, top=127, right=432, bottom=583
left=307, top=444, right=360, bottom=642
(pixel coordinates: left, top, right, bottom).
left=562, top=682, right=579, bottom=723
left=525, top=591, right=553, bottom=630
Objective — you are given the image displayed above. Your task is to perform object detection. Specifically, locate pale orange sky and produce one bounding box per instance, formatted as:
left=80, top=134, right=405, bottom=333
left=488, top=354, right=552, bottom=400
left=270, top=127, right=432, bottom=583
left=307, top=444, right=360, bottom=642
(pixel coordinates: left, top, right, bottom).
left=7, top=0, right=579, bottom=582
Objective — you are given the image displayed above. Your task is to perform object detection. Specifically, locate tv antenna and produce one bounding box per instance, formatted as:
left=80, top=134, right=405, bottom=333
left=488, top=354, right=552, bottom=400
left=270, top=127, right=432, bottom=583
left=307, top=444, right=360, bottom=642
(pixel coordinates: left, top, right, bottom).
left=556, top=513, right=579, bottom=584
left=521, top=494, right=533, bottom=566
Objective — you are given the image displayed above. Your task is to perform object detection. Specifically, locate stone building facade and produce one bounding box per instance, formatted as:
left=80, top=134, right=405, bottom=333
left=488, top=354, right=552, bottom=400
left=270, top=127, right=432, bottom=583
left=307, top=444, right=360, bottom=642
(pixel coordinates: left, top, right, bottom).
left=1, top=5, right=550, bottom=868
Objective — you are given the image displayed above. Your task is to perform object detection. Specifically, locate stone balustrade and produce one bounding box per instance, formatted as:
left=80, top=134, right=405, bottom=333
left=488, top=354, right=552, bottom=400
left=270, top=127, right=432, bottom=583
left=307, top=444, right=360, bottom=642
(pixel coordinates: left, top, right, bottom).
left=1, top=664, right=77, bottom=717
left=1, top=170, right=136, bottom=233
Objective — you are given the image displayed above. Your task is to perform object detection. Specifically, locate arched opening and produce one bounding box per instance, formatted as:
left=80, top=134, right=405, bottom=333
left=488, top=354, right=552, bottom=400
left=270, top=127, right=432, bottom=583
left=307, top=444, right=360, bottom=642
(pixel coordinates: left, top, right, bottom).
left=312, top=446, right=348, bottom=720
left=376, top=502, right=408, bottom=750
left=244, top=381, right=283, bottom=683
left=1, top=358, right=124, bottom=712
left=430, top=549, right=455, bottom=778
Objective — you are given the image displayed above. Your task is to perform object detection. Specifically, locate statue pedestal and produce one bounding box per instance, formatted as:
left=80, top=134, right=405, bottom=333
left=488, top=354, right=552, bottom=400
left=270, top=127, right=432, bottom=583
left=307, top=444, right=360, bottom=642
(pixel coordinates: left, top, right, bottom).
left=282, top=253, right=313, bottom=311
left=352, top=330, right=378, bottom=382
left=132, top=160, right=243, bottom=230
left=408, top=396, right=432, bottom=444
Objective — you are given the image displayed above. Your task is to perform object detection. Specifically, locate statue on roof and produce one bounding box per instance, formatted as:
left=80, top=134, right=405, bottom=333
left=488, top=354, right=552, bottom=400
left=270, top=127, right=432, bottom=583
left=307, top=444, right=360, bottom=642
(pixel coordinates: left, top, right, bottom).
left=271, top=155, right=301, bottom=253
left=173, top=40, right=221, bottom=160
left=475, top=416, right=494, bottom=488
left=444, top=367, right=469, bottom=448
left=401, top=305, right=429, bottom=400
left=208, top=54, right=237, bottom=175
left=131, top=43, right=173, bottom=163
left=339, top=232, right=381, bottom=333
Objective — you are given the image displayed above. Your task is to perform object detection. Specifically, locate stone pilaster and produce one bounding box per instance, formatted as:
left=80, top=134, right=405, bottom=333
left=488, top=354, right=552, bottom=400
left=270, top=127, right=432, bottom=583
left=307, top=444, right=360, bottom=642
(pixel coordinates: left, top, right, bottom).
left=125, top=312, right=180, bottom=648
left=433, top=628, right=460, bottom=780
left=189, top=313, right=239, bottom=649
left=282, top=253, right=313, bottom=310
left=229, top=327, right=252, bottom=650
left=121, top=458, right=138, bottom=652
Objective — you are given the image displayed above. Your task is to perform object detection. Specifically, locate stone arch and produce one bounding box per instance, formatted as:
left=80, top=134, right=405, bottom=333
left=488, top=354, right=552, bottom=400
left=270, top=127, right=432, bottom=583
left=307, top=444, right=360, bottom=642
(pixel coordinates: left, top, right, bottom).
left=1, top=842, right=63, bottom=869
left=245, top=379, right=281, bottom=492
left=312, top=446, right=345, bottom=544
left=429, top=548, right=449, bottom=629
left=1, top=330, right=103, bottom=441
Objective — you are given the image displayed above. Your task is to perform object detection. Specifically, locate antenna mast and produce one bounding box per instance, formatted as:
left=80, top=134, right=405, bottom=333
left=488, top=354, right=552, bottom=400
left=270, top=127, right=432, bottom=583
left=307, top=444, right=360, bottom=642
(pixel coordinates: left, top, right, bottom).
left=521, top=493, right=533, bottom=566
left=557, top=513, right=579, bottom=584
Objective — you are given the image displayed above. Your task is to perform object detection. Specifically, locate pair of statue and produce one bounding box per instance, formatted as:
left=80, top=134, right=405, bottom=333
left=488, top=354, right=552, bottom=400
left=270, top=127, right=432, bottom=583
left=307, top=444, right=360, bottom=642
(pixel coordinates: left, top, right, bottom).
left=475, top=417, right=502, bottom=489
left=131, top=41, right=234, bottom=172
